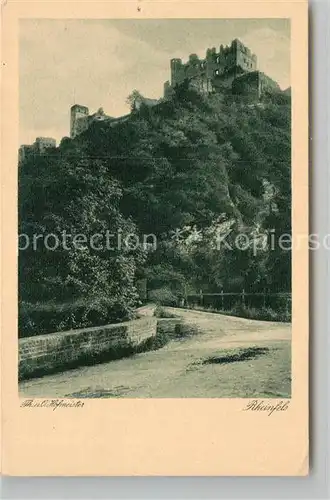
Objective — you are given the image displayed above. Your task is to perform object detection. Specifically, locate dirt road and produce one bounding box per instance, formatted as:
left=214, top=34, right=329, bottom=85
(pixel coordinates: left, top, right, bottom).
left=19, top=308, right=291, bottom=398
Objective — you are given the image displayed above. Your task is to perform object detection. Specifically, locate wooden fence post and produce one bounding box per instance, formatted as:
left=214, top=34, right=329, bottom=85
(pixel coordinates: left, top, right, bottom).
left=286, top=295, right=290, bottom=315
left=263, top=289, right=266, bottom=308
left=241, top=288, right=245, bottom=307
left=221, top=289, right=224, bottom=310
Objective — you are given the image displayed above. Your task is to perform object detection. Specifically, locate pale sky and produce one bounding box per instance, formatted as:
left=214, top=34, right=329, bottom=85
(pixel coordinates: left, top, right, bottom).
left=19, top=19, right=290, bottom=145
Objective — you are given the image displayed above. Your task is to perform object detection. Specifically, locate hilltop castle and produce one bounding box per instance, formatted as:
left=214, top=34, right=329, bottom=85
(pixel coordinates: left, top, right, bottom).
left=19, top=39, right=282, bottom=158
left=19, top=136, right=56, bottom=164
left=70, top=105, right=117, bottom=139
left=69, top=40, right=279, bottom=141
left=70, top=96, right=159, bottom=139
left=163, top=38, right=279, bottom=100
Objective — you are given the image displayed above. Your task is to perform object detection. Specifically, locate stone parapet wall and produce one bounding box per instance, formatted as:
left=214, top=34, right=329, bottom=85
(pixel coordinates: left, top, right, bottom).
left=19, top=316, right=157, bottom=380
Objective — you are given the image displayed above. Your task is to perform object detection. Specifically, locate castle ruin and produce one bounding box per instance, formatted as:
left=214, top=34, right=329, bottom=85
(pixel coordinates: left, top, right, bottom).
left=19, top=39, right=282, bottom=157
left=19, top=137, right=56, bottom=164
left=163, top=38, right=279, bottom=99
left=70, top=105, right=114, bottom=139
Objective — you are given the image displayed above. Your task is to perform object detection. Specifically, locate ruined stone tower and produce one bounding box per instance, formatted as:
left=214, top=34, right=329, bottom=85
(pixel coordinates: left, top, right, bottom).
left=70, top=104, right=89, bottom=139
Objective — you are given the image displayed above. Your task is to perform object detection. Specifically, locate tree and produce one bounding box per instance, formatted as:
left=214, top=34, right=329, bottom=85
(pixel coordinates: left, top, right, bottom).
left=126, top=89, right=144, bottom=112
left=19, top=148, right=147, bottom=333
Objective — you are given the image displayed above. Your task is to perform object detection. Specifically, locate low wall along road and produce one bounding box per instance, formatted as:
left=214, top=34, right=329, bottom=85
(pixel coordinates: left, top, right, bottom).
left=19, top=316, right=157, bottom=380
left=19, top=307, right=292, bottom=398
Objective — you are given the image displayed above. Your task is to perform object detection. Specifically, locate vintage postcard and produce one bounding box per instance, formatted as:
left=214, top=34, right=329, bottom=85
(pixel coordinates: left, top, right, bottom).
left=1, top=0, right=308, bottom=476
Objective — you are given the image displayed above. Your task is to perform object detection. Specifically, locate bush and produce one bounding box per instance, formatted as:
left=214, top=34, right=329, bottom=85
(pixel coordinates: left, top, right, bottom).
left=153, top=306, right=178, bottom=318
left=183, top=302, right=291, bottom=322
left=229, top=303, right=291, bottom=322
left=174, top=322, right=200, bottom=338
left=148, top=288, right=178, bottom=306
left=18, top=298, right=134, bottom=338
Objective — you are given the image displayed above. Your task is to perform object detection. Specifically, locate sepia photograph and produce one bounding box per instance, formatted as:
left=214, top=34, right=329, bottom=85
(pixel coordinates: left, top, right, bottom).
left=18, top=18, right=292, bottom=399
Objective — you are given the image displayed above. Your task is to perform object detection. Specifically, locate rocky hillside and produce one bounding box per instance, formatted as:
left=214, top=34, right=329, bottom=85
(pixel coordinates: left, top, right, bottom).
left=19, top=85, right=291, bottom=334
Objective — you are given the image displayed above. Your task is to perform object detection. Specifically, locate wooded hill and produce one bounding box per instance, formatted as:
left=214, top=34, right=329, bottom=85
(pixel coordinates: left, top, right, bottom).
left=19, top=85, right=291, bottom=335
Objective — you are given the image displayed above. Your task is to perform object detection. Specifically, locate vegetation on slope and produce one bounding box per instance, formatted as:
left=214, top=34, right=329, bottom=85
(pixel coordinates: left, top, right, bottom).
left=19, top=85, right=291, bottom=335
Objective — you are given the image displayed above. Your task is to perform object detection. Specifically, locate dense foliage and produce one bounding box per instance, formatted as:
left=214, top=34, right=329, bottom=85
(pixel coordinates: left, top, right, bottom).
left=19, top=151, right=146, bottom=335
left=19, top=85, right=291, bottom=335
